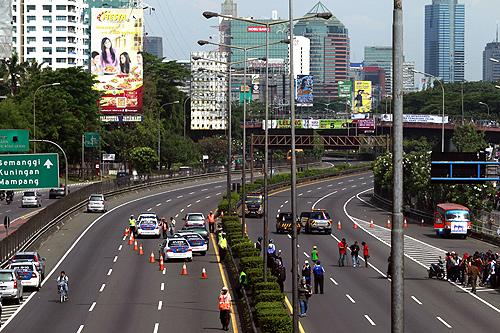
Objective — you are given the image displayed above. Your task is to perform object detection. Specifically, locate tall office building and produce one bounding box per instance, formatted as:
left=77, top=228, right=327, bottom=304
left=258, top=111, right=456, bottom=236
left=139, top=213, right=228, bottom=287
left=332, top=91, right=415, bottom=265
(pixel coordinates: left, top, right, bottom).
left=364, top=46, right=392, bottom=97
left=424, top=0, right=465, bottom=83
left=294, top=1, right=349, bottom=101
left=483, top=29, right=500, bottom=82
left=11, top=0, right=89, bottom=69
left=144, top=36, right=163, bottom=58
left=402, top=62, right=417, bottom=93
left=219, top=0, right=237, bottom=54
left=0, top=0, right=12, bottom=58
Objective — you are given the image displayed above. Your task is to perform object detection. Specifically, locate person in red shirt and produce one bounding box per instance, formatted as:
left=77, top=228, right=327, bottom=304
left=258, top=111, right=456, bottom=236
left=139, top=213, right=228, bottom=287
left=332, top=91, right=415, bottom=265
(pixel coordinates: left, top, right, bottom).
left=338, top=238, right=348, bottom=267
left=362, top=241, right=370, bottom=268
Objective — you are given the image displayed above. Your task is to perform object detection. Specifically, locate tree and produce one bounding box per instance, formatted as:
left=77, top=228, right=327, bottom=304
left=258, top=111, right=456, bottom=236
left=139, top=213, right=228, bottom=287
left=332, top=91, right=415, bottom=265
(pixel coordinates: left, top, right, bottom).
left=129, top=147, right=158, bottom=174
left=452, top=123, right=487, bottom=152
left=403, top=137, right=433, bottom=154
left=161, top=134, right=200, bottom=170
left=197, top=137, right=227, bottom=166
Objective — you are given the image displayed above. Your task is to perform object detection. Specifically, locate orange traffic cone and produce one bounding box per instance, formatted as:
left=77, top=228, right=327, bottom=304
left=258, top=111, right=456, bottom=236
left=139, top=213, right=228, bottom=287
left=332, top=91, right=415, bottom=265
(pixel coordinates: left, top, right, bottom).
left=133, top=240, right=138, bottom=251
left=149, top=252, right=156, bottom=263
left=128, top=233, right=134, bottom=245
left=370, top=220, right=374, bottom=228
left=337, top=221, right=342, bottom=230
left=138, top=244, right=144, bottom=255
left=353, top=223, right=358, bottom=229
left=159, top=255, right=165, bottom=271
left=201, top=268, right=208, bottom=279
left=181, top=263, right=188, bottom=276
left=403, top=218, right=408, bottom=228
left=386, top=218, right=391, bottom=228
left=124, top=227, right=129, bottom=236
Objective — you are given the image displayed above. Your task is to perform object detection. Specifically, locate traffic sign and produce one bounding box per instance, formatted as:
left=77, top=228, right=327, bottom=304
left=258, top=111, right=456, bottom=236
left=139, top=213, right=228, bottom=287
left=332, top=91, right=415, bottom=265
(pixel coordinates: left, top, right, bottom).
left=84, top=132, right=100, bottom=148
left=338, top=81, right=352, bottom=99
left=102, top=153, right=115, bottom=161
left=0, top=153, right=59, bottom=190
left=0, top=129, right=29, bottom=152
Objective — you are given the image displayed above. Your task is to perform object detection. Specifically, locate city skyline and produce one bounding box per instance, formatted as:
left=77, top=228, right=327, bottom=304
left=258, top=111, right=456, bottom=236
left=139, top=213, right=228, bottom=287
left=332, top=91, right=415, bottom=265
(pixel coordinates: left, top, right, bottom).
left=144, top=0, right=499, bottom=82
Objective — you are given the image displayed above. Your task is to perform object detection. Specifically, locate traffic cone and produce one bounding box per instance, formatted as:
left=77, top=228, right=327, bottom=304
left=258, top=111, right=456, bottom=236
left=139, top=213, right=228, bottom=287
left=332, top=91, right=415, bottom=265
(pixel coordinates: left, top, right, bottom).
left=403, top=218, right=408, bottom=228
left=138, top=244, right=144, bottom=255
left=133, top=240, right=138, bottom=251
left=159, top=255, right=165, bottom=271
left=124, top=227, right=129, bottom=237
left=181, top=263, right=188, bottom=275
left=370, top=220, right=374, bottom=228
left=201, top=268, right=208, bottom=279
left=128, top=233, right=134, bottom=245
left=149, top=252, right=155, bottom=263
left=386, top=219, right=391, bottom=228
left=337, top=221, right=342, bottom=230
left=353, top=223, right=358, bottom=229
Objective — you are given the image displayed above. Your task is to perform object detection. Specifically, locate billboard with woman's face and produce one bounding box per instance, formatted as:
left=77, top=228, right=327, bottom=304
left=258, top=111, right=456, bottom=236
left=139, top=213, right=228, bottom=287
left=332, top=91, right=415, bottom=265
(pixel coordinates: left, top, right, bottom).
left=91, top=8, right=144, bottom=117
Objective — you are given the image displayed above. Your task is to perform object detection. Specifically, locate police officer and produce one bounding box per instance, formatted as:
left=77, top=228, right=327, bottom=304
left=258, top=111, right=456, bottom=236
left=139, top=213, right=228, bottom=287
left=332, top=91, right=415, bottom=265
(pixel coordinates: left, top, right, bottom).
left=277, top=262, right=286, bottom=293
left=312, top=260, right=325, bottom=294
left=218, top=233, right=228, bottom=262
left=129, top=215, right=136, bottom=236
left=218, top=286, right=231, bottom=331
left=207, top=211, right=216, bottom=233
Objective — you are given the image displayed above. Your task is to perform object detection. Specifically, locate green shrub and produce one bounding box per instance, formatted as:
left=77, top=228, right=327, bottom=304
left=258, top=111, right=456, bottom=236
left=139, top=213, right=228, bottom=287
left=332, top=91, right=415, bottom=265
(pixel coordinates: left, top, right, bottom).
left=239, top=256, right=263, bottom=271
left=231, top=240, right=254, bottom=255
left=254, top=301, right=285, bottom=312
left=238, top=248, right=260, bottom=258
left=253, top=291, right=284, bottom=304
left=246, top=268, right=276, bottom=286
left=258, top=313, right=292, bottom=333
left=253, top=282, right=280, bottom=293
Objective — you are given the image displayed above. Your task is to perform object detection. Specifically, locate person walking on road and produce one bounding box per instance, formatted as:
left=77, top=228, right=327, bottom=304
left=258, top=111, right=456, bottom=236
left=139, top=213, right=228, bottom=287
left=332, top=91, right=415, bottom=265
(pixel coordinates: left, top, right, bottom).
left=218, top=286, right=232, bottom=331
left=207, top=211, right=216, bottom=233
left=161, top=218, right=168, bottom=238
left=311, top=246, right=319, bottom=264
left=302, top=260, right=312, bottom=286
left=255, top=237, right=263, bottom=252
left=129, top=215, right=137, bottom=237
left=169, top=217, right=176, bottom=236
left=313, top=261, right=325, bottom=294
left=387, top=255, right=392, bottom=278
left=350, top=241, right=360, bottom=268
left=338, top=238, right=348, bottom=267
left=277, top=262, right=286, bottom=293
left=362, top=241, right=370, bottom=268
left=468, top=263, right=480, bottom=294
left=298, top=277, right=312, bottom=317
left=218, top=233, right=228, bottom=263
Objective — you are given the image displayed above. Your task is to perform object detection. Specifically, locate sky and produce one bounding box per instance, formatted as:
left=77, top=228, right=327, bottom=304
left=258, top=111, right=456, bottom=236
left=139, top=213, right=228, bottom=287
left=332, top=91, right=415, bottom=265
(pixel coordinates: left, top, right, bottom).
left=143, top=0, right=500, bottom=81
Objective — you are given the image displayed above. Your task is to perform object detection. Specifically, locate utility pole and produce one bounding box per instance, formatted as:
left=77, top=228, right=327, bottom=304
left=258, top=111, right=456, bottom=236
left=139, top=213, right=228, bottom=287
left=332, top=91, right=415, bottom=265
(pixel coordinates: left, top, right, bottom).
left=392, top=1, right=404, bottom=333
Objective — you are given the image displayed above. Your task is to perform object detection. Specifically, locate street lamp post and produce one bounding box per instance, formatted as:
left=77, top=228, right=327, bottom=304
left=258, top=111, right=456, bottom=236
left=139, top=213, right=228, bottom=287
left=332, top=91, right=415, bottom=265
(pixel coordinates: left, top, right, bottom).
left=413, top=70, right=445, bottom=152
left=479, top=102, right=490, bottom=117
left=33, top=82, right=61, bottom=153
left=183, top=96, right=190, bottom=138
left=158, top=101, right=180, bottom=170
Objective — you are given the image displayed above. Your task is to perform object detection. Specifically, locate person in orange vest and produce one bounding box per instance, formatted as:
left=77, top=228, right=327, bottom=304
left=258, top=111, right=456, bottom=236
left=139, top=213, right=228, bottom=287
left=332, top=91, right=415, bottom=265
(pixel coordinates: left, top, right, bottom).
left=218, top=286, right=231, bottom=331
left=207, top=211, right=216, bottom=233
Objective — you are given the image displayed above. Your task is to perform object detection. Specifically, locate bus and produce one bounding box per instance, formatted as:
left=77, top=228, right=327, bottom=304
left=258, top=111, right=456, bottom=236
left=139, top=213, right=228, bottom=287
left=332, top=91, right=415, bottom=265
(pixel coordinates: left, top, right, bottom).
left=433, top=203, right=471, bottom=238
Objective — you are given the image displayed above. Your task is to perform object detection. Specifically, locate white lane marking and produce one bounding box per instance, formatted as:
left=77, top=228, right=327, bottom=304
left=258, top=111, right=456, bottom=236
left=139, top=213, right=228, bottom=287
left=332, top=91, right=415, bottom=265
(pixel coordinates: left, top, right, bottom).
left=341, top=188, right=347, bottom=191
left=361, top=182, right=367, bottom=185
left=147, top=208, right=152, bottom=212
left=76, top=325, right=85, bottom=333
left=187, top=204, right=192, bottom=208
left=189, top=192, right=195, bottom=195
left=277, top=209, right=281, bottom=213
left=153, top=323, right=159, bottom=333
left=297, top=244, right=300, bottom=248
left=156, top=203, right=162, bottom=207
left=177, top=195, right=183, bottom=198
left=89, top=302, right=96, bottom=312
left=113, top=256, right=118, bottom=263
left=351, top=185, right=357, bottom=188
left=118, top=245, right=122, bottom=251
left=317, top=187, right=322, bottom=190
left=5, top=209, right=11, bottom=213
left=196, top=200, right=201, bottom=203
left=436, top=316, right=452, bottom=329
left=411, top=296, right=422, bottom=305
left=158, top=301, right=163, bottom=311
left=216, top=192, right=222, bottom=196
left=359, top=177, right=365, bottom=180
left=99, top=284, right=106, bottom=292
left=364, top=315, right=376, bottom=326
left=327, top=184, right=333, bottom=187
left=175, top=214, right=179, bottom=218
left=180, top=208, right=184, bottom=213
left=280, top=204, right=284, bottom=208
left=307, top=190, right=312, bottom=193
left=346, top=294, right=356, bottom=304
left=312, top=191, right=337, bottom=209
left=163, top=268, right=166, bottom=275
left=201, top=188, right=208, bottom=191
left=284, top=200, right=289, bottom=204
left=338, top=182, right=344, bottom=185
left=166, top=199, right=172, bottom=203
left=206, top=196, right=211, bottom=199
left=215, top=185, right=222, bottom=188
left=348, top=179, right=354, bottom=182
left=161, top=283, right=165, bottom=291
left=287, top=234, right=291, bottom=239
left=107, top=269, right=112, bottom=276
left=298, top=193, right=303, bottom=196
left=329, top=277, right=338, bottom=286
left=303, top=252, right=310, bottom=258
left=122, top=236, right=126, bottom=241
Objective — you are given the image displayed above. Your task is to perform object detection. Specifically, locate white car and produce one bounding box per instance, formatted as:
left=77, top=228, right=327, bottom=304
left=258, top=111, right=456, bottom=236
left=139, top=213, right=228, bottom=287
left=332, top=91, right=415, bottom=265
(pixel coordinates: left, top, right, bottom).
left=8, top=262, right=41, bottom=290
left=137, top=213, right=161, bottom=238
left=160, top=238, right=192, bottom=262
left=183, top=213, right=206, bottom=227
left=87, top=194, right=106, bottom=213
left=174, top=232, right=208, bottom=256
left=21, top=191, right=42, bottom=208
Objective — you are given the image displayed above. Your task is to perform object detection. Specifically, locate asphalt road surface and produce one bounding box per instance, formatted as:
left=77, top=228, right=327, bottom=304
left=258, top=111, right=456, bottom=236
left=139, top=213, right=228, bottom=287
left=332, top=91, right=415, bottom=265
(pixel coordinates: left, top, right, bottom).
left=245, top=171, right=500, bottom=333
left=1, top=179, right=238, bottom=333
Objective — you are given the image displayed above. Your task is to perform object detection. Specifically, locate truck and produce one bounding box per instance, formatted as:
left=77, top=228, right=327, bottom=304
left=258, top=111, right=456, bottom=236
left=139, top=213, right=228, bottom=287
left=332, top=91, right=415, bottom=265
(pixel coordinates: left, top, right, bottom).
left=275, top=212, right=301, bottom=234
left=244, top=192, right=264, bottom=218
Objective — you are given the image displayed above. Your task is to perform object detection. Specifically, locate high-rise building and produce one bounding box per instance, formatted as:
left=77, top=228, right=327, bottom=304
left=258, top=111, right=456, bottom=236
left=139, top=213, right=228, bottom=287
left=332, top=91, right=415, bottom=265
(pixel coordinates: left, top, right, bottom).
left=219, top=0, right=237, bottom=54
left=221, top=0, right=237, bottom=17
left=402, top=62, right=417, bottom=93
left=290, top=36, right=310, bottom=78
left=144, top=36, right=163, bottom=58
left=424, top=0, right=465, bottom=83
left=363, top=66, right=385, bottom=107
left=0, top=0, right=12, bottom=59
left=294, top=1, right=349, bottom=101
left=364, top=46, right=392, bottom=97
left=483, top=29, right=500, bottom=82
left=190, top=51, right=228, bottom=130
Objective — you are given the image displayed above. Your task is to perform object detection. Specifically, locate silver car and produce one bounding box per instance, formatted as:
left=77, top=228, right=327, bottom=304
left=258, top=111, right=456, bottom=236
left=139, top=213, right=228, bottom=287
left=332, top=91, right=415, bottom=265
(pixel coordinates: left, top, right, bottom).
left=87, top=194, right=106, bottom=213
left=21, top=191, right=42, bottom=208
left=0, top=269, right=23, bottom=304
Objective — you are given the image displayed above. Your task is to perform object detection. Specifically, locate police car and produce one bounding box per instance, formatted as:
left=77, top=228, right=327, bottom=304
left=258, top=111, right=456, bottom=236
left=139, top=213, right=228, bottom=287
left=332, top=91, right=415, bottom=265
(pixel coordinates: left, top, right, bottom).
left=160, top=238, right=193, bottom=261
left=174, top=232, right=208, bottom=256
left=300, top=209, right=332, bottom=234
left=8, top=262, right=41, bottom=290
left=136, top=213, right=161, bottom=238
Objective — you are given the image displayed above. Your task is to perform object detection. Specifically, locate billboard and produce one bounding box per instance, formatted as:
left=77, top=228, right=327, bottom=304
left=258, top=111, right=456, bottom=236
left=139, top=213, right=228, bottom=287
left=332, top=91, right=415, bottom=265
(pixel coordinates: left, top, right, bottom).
left=353, top=81, right=372, bottom=113
left=262, top=119, right=353, bottom=130
left=338, top=81, right=352, bottom=100
left=0, top=0, right=12, bottom=59
left=91, top=8, right=144, bottom=118
left=379, top=114, right=449, bottom=124
left=296, top=75, right=313, bottom=107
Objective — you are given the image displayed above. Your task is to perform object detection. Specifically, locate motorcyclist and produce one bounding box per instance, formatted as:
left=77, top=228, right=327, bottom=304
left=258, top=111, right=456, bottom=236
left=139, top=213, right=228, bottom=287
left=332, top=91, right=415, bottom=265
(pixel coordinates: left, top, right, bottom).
left=57, top=271, right=69, bottom=299
left=129, top=215, right=137, bottom=236
left=5, top=190, right=14, bottom=203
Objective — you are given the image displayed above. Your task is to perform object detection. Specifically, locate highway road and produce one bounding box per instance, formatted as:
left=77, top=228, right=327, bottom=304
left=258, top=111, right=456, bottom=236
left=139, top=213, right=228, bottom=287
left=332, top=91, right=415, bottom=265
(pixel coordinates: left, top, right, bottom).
left=245, top=172, right=500, bottom=332
left=1, top=178, right=238, bottom=333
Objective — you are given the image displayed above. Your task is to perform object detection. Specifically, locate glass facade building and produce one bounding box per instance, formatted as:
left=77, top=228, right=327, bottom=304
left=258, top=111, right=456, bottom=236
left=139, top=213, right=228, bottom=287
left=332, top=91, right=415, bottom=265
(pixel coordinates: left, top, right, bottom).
left=145, top=36, right=163, bottom=58
left=483, top=41, right=500, bottom=82
left=364, top=46, right=392, bottom=97
left=424, top=0, right=465, bottom=83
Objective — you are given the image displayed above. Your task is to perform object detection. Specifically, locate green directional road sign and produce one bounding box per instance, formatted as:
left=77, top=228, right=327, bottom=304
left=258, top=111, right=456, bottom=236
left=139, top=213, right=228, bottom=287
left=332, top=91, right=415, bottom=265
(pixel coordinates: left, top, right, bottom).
left=0, top=153, right=59, bottom=190
left=338, top=81, right=352, bottom=99
left=84, top=132, right=100, bottom=148
left=0, top=129, right=29, bottom=153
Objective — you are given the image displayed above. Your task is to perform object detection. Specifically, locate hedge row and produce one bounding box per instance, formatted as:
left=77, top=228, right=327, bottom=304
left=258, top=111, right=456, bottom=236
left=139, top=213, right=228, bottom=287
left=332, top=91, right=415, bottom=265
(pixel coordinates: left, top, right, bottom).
left=221, top=214, right=291, bottom=333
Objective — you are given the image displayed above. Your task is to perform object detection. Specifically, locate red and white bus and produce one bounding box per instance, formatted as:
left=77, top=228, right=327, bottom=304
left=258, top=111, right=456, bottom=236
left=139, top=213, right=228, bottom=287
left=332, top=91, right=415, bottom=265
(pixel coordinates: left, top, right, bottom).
left=433, top=203, right=471, bottom=238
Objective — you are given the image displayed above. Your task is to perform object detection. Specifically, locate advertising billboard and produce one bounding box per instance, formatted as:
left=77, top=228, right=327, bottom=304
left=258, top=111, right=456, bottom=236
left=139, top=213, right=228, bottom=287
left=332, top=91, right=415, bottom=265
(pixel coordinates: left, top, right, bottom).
left=296, top=75, right=313, bottom=107
left=262, top=119, right=353, bottom=130
left=353, top=81, right=372, bottom=113
left=379, top=114, right=449, bottom=124
left=91, top=8, right=144, bottom=118
left=338, top=81, right=352, bottom=100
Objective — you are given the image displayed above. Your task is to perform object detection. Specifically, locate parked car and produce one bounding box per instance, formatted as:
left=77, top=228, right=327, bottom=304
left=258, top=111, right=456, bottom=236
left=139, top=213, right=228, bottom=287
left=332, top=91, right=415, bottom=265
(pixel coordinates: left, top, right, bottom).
left=87, top=194, right=106, bottom=213
left=0, top=269, right=23, bottom=304
left=159, top=238, right=193, bottom=262
left=183, top=213, right=205, bottom=227
left=180, top=225, right=209, bottom=244
left=173, top=232, right=208, bottom=255
left=21, top=191, right=42, bottom=208
left=49, top=187, right=66, bottom=199
left=10, top=252, right=46, bottom=279
left=300, top=209, right=332, bottom=234
left=8, top=262, right=40, bottom=291
left=136, top=213, right=161, bottom=238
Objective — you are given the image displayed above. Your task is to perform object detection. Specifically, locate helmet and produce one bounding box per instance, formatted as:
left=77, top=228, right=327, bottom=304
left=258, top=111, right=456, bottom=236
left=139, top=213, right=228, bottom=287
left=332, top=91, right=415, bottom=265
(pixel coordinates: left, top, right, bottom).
left=210, top=211, right=213, bottom=214
left=130, top=215, right=134, bottom=218
left=304, top=260, right=309, bottom=264
left=221, top=286, right=228, bottom=291
left=258, top=237, right=263, bottom=241
left=269, top=239, right=274, bottom=244
left=316, top=260, right=321, bottom=265
left=313, top=246, right=317, bottom=249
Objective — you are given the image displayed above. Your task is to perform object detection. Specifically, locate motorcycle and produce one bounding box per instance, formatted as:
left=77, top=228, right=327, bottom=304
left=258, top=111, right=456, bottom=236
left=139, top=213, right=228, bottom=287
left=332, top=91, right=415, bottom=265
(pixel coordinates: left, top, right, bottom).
left=0, top=191, right=5, bottom=201
left=428, top=260, right=445, bottom=280
left=5, top=193, right=13, bottom=205
left=58, top=281, right=68, bottom=303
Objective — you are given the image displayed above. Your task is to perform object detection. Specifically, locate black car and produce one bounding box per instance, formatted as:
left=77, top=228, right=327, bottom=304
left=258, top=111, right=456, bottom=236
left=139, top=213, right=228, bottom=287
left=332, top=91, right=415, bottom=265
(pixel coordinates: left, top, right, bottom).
left=49, top=188, right=66, bottom=199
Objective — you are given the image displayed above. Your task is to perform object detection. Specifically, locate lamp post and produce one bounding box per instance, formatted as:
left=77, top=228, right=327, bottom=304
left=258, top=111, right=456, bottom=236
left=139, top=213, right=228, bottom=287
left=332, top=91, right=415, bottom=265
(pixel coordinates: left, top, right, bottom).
left=203, top=9, right=332, bottom=282
left=479, top=102, right=490, bottom=117
left=183, top=96, right=190, bottom=138
left=455, top=61, right=466, bottom=124
left=33, top=82, right=60, bottom=153
left=158, top=101, right=180, bottom=170
left=413, top=70, right=445, bottom=152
